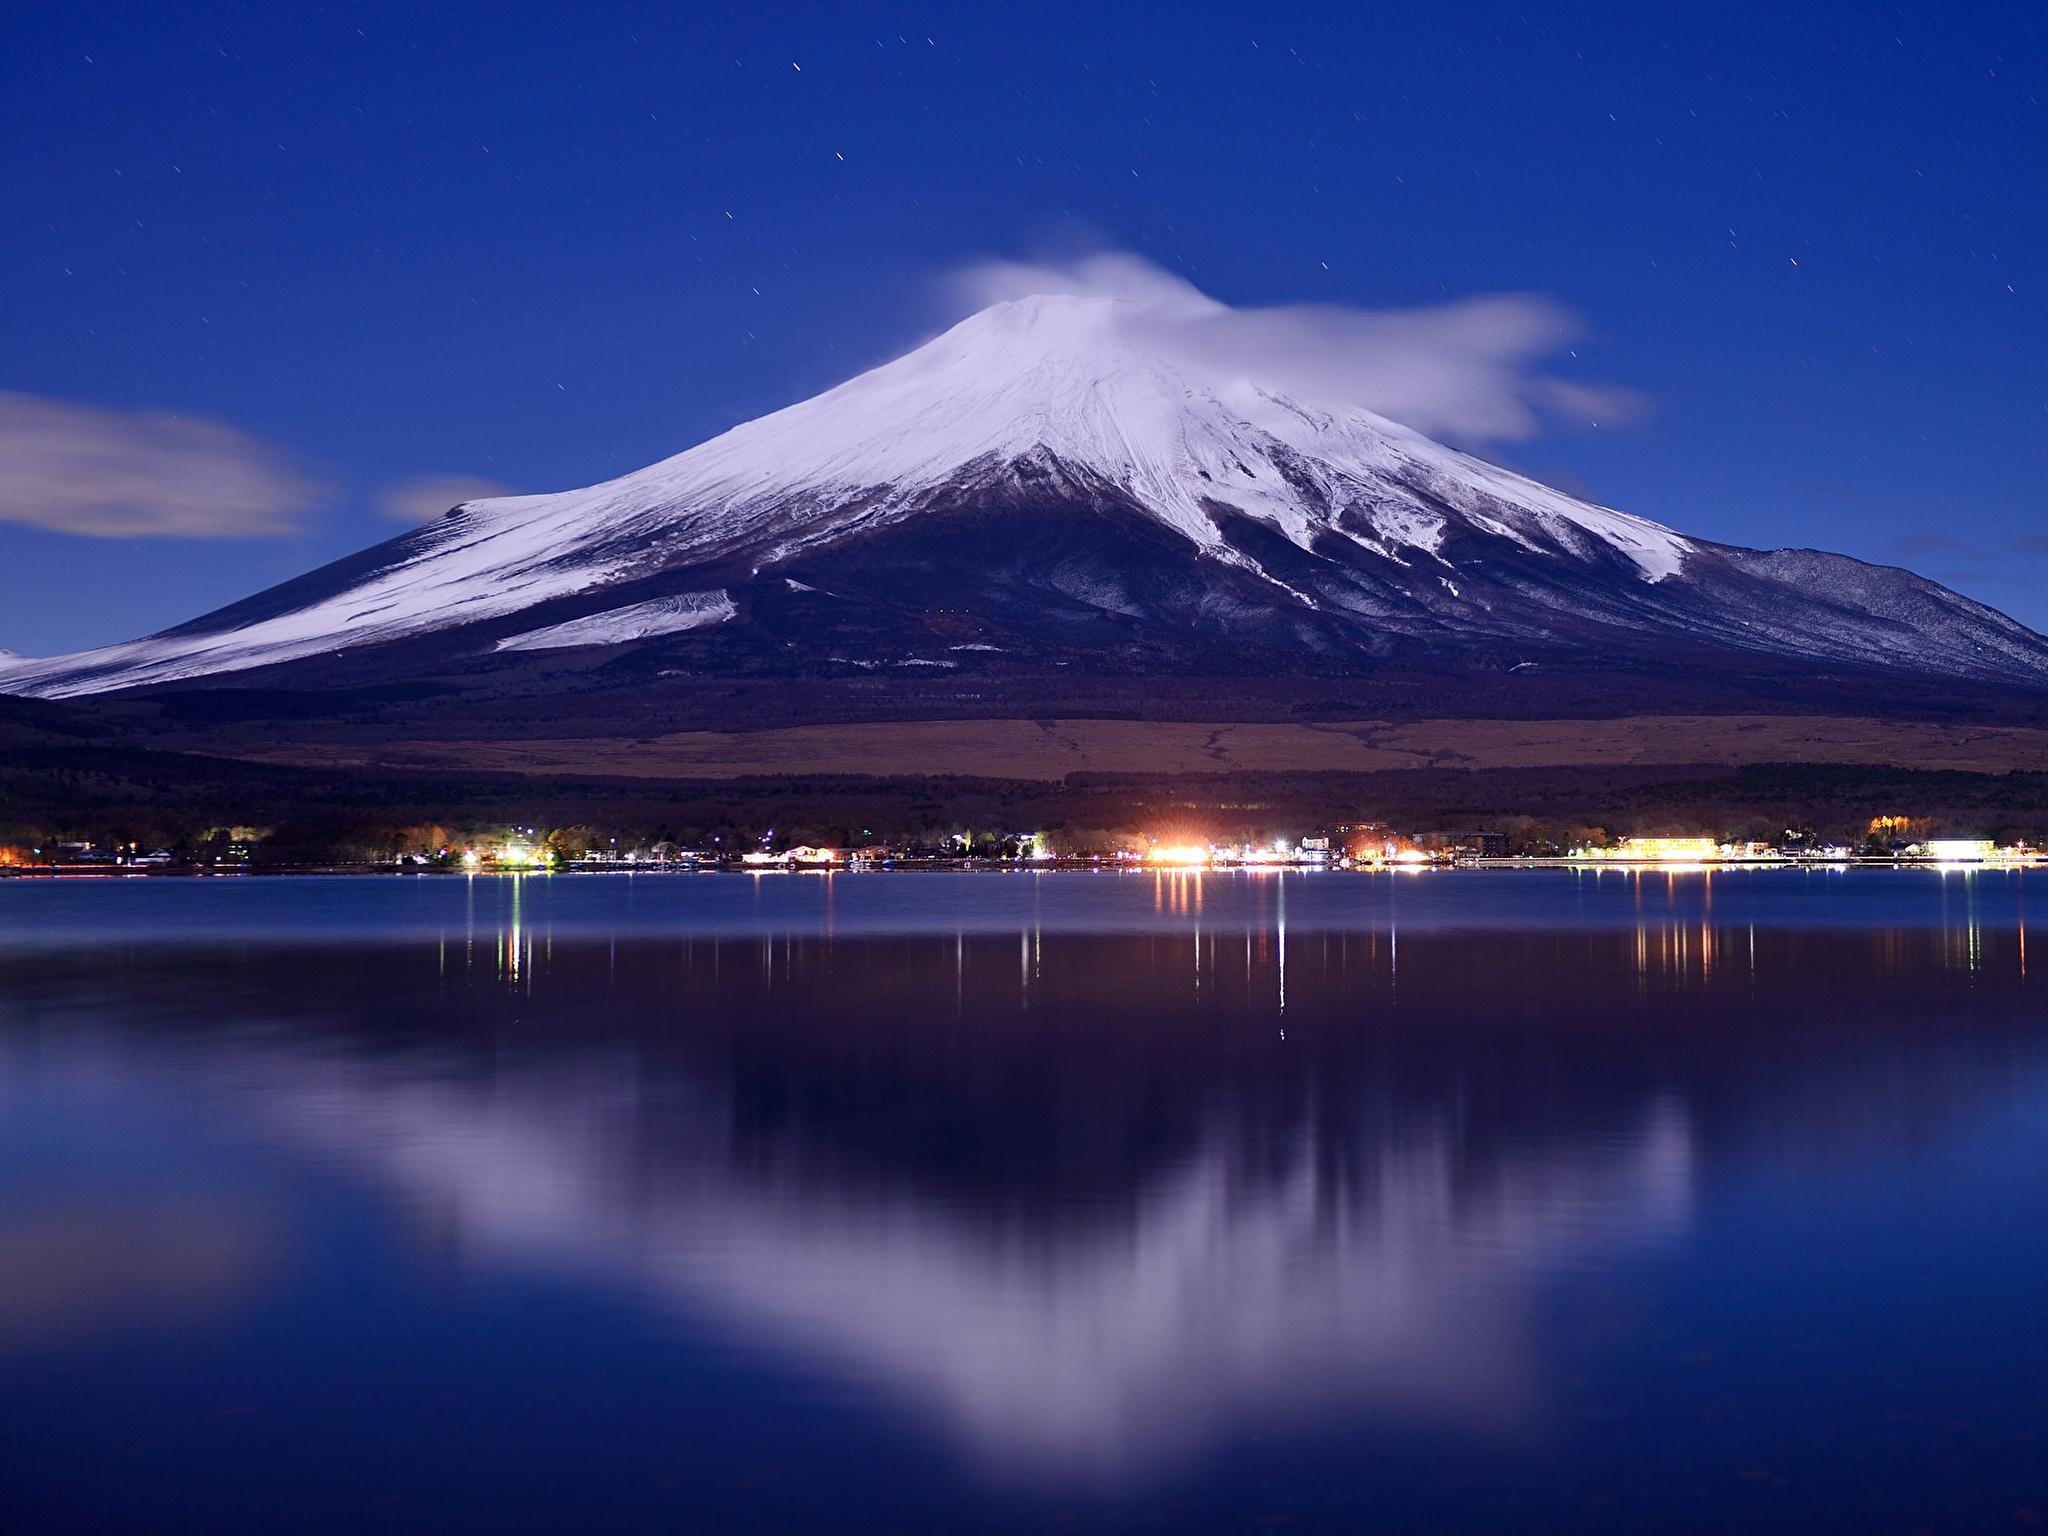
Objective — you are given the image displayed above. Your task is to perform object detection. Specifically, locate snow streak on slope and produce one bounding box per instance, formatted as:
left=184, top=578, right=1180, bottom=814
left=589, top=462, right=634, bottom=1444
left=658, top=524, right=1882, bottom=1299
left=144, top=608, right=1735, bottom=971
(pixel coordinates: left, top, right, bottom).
left=496, top=590, right=736, bottom=652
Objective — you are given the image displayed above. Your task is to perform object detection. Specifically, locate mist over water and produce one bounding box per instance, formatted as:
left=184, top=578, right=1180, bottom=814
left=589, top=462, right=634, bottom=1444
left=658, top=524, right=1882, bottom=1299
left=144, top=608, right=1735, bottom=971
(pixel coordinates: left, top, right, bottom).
left=2, top=870, right=2045, bottom=1531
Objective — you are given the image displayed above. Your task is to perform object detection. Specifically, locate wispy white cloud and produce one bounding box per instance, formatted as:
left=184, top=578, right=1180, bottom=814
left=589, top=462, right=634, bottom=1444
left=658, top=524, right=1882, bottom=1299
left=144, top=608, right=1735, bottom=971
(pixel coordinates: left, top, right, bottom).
left=949, top=252, right=1646, bottom=444
left=374, top=474, right=516, bottom=524
left=0, top=392, right=328, bottom=538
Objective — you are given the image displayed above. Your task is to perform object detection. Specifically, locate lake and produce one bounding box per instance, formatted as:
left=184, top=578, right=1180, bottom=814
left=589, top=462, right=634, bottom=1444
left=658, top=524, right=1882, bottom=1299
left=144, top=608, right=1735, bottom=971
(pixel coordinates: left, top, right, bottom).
left=1, top=868, right=2044, bottom=1532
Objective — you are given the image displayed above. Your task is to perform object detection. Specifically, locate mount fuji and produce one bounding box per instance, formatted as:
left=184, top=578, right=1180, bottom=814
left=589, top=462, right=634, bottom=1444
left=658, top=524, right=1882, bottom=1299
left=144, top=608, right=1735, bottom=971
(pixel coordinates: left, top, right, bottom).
left=6, top=292, right=2047, bottom=710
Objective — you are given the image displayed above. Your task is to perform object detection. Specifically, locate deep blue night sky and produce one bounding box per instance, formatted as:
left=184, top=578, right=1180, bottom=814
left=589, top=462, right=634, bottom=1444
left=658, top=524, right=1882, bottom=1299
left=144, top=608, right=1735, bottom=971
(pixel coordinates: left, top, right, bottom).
left=2, top=0, right=2043, bottom=654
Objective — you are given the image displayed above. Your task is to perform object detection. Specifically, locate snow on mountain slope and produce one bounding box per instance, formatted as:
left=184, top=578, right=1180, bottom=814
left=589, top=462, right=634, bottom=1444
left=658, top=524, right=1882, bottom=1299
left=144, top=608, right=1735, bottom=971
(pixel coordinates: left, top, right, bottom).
left=496, top=590, right=736, bottom=652
left=3, top=292, right=2044, bottom=698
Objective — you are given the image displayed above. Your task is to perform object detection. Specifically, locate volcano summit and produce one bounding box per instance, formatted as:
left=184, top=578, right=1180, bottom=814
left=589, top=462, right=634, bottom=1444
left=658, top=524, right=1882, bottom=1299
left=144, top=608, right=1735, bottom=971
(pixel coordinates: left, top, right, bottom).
left=5, top=291, right=2047, bottom=721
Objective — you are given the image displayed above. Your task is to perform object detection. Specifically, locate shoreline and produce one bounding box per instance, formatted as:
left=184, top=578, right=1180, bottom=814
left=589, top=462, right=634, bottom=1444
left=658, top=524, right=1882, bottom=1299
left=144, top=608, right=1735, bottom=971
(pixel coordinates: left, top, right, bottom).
left=4, top=856, right=2041, bottom=880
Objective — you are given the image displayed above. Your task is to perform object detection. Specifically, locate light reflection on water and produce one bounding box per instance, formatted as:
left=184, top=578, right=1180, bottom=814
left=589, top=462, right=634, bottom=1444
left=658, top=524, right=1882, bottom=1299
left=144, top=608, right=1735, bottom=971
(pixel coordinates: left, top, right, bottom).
left=0, top=864, right=2038, bottom=951
left=0, top=872, right=2045, bottom=1531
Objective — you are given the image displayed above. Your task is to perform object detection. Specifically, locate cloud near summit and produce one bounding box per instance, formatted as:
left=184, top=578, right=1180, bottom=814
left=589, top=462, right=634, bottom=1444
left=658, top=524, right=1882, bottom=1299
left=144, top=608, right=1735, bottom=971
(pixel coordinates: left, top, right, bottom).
left=949, top=252, right=1644, bottom=445
left=375, top=474, right=518, bottom=524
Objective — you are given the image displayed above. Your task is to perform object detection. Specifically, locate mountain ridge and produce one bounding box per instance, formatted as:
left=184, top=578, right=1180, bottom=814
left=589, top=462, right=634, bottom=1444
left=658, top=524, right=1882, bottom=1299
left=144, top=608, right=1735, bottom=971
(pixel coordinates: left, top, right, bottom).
left=5, top=291, right=2046, bottom=703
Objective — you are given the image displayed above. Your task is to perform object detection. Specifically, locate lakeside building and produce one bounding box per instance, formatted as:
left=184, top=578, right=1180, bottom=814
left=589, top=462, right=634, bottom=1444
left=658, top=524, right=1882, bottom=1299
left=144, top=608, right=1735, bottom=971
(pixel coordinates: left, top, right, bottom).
left=1576, top=836, right=1725, bottom=863
left=1417, top=830, right=1509, bottom=859
left=577, top=848, right=706, bottom=869
left=1560, top=833, right=2038, bottom=866
left=1913, top=839, right=1997, bottom=862
left=1142, top=838, right=1373, bottom=868
left=740, top=845, right=841, bottom=868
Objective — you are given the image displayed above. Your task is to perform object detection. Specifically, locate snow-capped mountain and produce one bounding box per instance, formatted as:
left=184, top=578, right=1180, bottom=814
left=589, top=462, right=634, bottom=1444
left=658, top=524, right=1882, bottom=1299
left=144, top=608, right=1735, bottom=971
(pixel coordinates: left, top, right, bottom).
left=7, top=292, right=2047, bottom=700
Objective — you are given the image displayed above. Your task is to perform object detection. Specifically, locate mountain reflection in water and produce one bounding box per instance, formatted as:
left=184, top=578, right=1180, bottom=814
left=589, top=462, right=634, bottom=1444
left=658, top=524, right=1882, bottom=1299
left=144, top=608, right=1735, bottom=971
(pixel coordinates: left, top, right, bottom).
left=1, top=873, right=2045, bottom=1529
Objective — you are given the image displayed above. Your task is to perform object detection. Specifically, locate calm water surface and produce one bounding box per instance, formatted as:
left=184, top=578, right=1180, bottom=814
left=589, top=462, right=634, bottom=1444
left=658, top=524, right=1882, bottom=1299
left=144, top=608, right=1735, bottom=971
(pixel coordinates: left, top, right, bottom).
left=1, top=869, right=2044, bottom=1533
